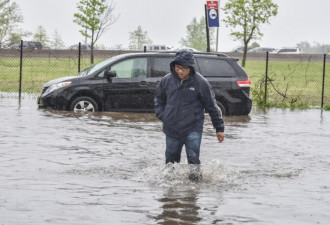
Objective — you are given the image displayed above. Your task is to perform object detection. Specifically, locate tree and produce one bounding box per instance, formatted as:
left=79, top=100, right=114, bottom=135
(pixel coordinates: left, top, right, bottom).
left=7, top=29, right=31, bottom=46
left=73, top=0, right=119, bottom=64
left=128, top=25, right=152, bottom=50
left=250, top=41, right=260, bottom=48
left=51, top=29, right=65, bottom=49
left=222, top=0, right=278, bottom=67
left=7, top=32, right=22, bottom=46
left=326, top=45, right=330, bottom=54
left=113, top=44, right=123, bottom=50
left=180, top=17, right=215, bottom=52
left=0, top=0, right=23, bottom=48
left=297, top=41, right=330, bottom=54
left=297, top=41, right=311, bottom=53
left=33, top=25, right=50, bottom=47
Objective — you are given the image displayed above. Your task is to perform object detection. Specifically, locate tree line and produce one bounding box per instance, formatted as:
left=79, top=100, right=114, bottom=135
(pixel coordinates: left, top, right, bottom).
left=2, top=0, right=327, bottom=66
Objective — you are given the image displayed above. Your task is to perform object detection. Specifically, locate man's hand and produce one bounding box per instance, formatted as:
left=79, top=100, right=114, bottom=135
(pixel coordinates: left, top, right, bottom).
left=216, top=132, right=225, bottom=143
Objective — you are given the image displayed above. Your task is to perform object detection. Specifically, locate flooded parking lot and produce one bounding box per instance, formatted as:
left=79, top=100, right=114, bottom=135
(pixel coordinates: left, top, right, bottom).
left=1, top=96, right=330, bottom=225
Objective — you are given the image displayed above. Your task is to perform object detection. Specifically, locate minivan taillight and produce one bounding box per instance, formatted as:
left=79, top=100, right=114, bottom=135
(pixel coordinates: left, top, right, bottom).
left=237, top=78, right=251, bottom=87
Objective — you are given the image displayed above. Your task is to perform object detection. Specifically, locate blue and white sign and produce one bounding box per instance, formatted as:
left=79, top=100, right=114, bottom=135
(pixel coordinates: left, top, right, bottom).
left=207, top=9, right=219, bottom=27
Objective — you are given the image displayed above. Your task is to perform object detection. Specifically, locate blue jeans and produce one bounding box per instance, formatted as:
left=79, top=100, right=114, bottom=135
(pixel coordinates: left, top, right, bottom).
left=165, top=132, right=202, bottom=164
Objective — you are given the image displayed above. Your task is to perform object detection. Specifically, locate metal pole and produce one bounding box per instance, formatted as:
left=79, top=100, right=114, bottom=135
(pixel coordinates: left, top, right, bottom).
left=18, top=40, right=23, bottom=108
left=321, top=54, right=326, bottom=109
left=216, top=27, right=219, bottom=52
left=204, top=4, right=210, bottom=52
left=78, top=42, right=81, bottom=73
left=216, top=0, right=220, bottom=52
left=264, top=52, right=269, bottom=105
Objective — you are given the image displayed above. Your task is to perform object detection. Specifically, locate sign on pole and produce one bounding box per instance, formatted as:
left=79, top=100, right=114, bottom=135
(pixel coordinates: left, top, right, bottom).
left=206, top=1, right=219, bottom=27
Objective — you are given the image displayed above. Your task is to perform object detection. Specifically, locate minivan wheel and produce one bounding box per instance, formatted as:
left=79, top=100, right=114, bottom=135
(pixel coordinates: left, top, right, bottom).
left=217, top=102, right=226, bottom=116
left=70, top=96, right=99, bottom=112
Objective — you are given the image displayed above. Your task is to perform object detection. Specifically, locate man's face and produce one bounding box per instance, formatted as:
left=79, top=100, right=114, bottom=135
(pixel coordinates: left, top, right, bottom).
left=174, top=64, right=190, bottom=80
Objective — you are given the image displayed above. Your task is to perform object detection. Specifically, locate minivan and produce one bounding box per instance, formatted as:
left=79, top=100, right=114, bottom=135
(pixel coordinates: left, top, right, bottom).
left=37, top=52, right=252, bottom=116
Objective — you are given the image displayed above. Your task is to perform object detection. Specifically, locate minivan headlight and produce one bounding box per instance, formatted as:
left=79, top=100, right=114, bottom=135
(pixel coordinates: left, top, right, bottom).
left=44, top=81, right=71, bottom=95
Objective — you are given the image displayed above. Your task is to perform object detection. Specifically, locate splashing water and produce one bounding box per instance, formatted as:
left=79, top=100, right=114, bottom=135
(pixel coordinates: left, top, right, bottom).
left=136, top=160, right=241, bottom=188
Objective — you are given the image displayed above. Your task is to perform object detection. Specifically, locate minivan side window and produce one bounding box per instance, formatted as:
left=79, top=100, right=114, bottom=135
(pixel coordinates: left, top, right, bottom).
left=111, top=58, right=147, bottom=78
left=151, top=57, right=199, bottom=77
left=151, top=57, right=173, bottom=77
left=197, top=58, right=236, bottom=77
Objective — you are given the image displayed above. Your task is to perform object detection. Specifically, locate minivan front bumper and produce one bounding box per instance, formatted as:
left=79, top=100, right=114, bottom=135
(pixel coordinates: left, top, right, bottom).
left=37, top=89, right=71, bottom=110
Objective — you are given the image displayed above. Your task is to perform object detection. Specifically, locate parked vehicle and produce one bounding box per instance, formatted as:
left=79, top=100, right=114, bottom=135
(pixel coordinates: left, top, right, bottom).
left=143, top=45, right=173, bottom=51
left=69, top=44, right=92, bottom=50
left=248, top=47, right=275, bottom=53
left=37, top=52, right=252, bottom=116
left=231, top=47, right=252, bottom=53
left=9, top=41, right=43, bottom=50
left=271, top=47, right=302, bottom=54
left=175, top=47, right=200, bottom=52
left=0, top=44, right=8, bottom=49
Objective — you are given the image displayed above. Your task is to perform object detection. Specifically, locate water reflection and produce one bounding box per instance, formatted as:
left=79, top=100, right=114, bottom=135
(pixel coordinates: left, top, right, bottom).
left=41, top=108, right=157, bottom=120
left=223, top=115, right=251, bottom=124
left=155, top=188, right=201, bottom=225
left=41, top=108, right=253, bottom=125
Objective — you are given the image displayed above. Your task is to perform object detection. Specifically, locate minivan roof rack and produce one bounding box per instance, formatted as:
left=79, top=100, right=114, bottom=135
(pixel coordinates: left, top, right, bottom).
left=143, top=50, right=228, bottom=57
left=192, top=51, right=228, bottom=57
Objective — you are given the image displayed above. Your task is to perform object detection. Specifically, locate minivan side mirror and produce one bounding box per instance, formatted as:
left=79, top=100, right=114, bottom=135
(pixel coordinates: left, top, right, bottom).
left=105, top=70, right=117, bottom=79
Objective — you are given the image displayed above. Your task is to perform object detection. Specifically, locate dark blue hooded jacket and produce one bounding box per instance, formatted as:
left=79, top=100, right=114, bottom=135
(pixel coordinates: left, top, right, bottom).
left=154, top=50, right=224, bottom=138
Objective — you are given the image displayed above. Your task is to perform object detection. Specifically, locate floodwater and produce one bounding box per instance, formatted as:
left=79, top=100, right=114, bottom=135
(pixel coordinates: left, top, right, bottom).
left=1, top=95, right=330, bottom=225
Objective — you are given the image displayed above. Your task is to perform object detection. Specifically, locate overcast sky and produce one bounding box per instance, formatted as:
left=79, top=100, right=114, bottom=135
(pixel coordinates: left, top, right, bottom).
left=13, top=0, right=330, bottom=51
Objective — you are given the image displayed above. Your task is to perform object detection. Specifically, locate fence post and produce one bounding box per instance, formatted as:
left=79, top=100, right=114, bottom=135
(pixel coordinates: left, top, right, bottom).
left=18, top=40, right=23, bottom=108
left=264, top=52, right=269, bottom=105
left=78, top=42, right=81, bottom=73
left=321, top=54, right=326, bottom=108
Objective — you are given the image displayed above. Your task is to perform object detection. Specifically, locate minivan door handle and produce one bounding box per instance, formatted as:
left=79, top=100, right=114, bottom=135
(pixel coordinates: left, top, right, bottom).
left=139, top=81, right=147, bottom=86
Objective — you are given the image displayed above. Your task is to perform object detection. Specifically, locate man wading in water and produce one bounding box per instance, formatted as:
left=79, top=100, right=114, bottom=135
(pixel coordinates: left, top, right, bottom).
left=154, top=50, right=225, bottom=181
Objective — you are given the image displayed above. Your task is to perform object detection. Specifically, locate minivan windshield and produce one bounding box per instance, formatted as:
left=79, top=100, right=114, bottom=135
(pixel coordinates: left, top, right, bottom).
left=76, top=55, right=122, bottom=77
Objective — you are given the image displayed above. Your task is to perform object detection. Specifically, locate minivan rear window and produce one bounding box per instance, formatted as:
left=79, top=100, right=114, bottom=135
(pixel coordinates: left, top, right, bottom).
left=197, top=58, right=236, bottom=77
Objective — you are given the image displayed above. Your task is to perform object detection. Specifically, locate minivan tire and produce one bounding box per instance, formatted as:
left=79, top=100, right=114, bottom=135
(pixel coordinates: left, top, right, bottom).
left=217, top=101, right=226, bottom=116
left=70, top=96, right=99, bottom=112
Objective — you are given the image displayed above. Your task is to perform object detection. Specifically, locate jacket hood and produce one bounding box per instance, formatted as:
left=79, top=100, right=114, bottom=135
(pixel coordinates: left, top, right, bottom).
left=170, top=50, right=196, bottom=75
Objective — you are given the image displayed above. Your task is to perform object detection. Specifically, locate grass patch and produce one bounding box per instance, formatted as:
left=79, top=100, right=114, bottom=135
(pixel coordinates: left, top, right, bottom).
left=0, top=57, right=104, bottom=93
left=244, top=59, right=329, bottom=107
left=323, top=104, right=330, bottom=111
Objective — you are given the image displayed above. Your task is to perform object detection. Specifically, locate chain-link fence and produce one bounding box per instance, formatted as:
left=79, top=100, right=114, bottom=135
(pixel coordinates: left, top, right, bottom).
left=227, top=52, right=329, bottom=109
left=1, top=43, right=329, bottom=109
left=0, top=43, right=137, bottom=96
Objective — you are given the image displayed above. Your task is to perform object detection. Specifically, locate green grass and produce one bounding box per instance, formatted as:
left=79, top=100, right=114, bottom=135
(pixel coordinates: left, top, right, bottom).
left=244, top=60, right=330, bottom=107
left=0, top=57, right=104, bottom=93
left=0, top=56, right=329, bottom=108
